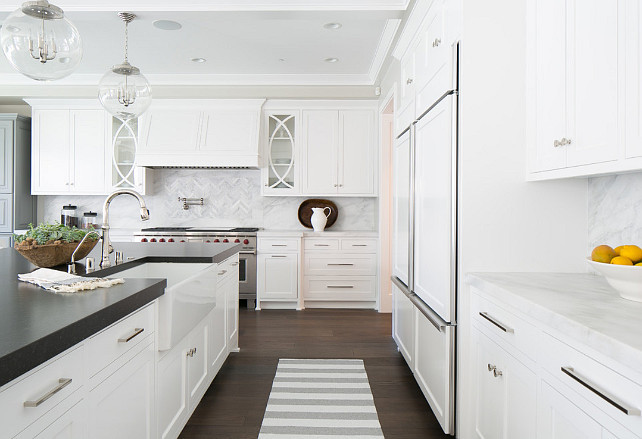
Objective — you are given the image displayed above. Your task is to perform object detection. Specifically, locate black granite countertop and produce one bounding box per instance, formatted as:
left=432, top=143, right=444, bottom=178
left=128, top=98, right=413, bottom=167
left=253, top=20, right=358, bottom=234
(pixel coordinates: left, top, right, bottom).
left=0, top=241, right=241, bottom=388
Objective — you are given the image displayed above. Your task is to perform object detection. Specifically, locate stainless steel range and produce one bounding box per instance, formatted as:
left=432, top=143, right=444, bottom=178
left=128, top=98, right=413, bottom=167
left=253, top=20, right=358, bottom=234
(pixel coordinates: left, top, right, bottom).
left=133, top=227, right=258, bottom=307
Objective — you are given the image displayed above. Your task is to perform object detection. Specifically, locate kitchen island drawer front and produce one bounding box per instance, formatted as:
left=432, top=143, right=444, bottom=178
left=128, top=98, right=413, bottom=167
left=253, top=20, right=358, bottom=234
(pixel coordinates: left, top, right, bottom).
left=340, top=238, right=378, bottom=252
left=304, top=238, right=340, bottom=251
left=470, top=288, right=538, bottom=362
left=258, top=238, right=299, bottom=253
left=217, top=254, right=239, bottom=284
left=1, top=345, right=84, bottom=439
left=538, top=331, right=642, bottom=432
left=304, top=276, right=376, bottom=301
left=87, top=304, right=155, bottom=378
left=305, top=254, right=376, bottom=276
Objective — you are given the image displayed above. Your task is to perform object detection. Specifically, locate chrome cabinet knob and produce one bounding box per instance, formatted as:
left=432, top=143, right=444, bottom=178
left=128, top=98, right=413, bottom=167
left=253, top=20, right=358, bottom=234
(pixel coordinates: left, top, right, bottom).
left=406, top=78, right=413, bottom=85
left=487, top=364, right=496, bottom=372
left=432, top=38, right=441, bottom=47
left=493, top=368, right=503, bottom=378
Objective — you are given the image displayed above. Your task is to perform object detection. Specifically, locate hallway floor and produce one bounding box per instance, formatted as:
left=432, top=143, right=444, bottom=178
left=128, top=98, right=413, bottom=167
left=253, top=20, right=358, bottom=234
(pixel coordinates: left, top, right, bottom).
left=179, top=308, right=451, bottom=438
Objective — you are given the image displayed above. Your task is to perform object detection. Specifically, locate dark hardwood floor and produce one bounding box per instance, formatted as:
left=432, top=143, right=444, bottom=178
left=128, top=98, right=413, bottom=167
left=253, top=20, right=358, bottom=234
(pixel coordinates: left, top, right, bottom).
left=179, top=308, right=451, bottom=439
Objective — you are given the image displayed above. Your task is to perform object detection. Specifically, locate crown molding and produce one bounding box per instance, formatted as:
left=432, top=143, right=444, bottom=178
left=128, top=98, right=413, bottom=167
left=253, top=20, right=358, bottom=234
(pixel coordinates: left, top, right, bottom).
left=368, top=19, right=402, bottom=84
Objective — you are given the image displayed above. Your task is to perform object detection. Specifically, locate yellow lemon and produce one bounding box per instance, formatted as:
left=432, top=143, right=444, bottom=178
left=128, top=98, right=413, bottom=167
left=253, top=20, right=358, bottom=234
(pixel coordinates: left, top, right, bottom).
left=615, top=245, right=624, bottom=256
left=611, top=256, right=634, bottom=265
left=619, top=245, right=642, bottom=263
left=636, top=262, right=642, bottom=267
left=591, top=245, right=617, bottom=263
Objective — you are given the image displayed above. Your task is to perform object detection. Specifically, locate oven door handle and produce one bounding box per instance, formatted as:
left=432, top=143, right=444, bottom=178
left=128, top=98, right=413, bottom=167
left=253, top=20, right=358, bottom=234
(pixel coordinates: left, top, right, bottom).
left=239, top=251, right=257, bottom=255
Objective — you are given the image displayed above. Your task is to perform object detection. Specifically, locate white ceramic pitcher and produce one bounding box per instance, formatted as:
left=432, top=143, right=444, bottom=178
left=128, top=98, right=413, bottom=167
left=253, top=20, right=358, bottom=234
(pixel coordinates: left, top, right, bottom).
left=311, top=207, right=332, bottom=232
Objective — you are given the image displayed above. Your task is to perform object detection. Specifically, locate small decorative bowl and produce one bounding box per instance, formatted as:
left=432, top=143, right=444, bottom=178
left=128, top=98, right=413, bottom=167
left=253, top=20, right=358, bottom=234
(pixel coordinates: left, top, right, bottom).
left=15, top=239, right=99, bottom=268
left=587, top=258, right=642, bottom=302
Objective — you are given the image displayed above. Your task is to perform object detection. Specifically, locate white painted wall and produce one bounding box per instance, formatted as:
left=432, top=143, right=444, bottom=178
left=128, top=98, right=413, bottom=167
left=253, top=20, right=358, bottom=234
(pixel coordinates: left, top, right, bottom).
left=457, top=0, right=588, bottom=436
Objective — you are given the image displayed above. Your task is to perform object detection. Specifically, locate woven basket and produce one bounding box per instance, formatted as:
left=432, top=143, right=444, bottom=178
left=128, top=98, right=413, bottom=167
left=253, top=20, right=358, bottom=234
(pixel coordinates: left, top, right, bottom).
left=15, top=239, right=99, bottom=268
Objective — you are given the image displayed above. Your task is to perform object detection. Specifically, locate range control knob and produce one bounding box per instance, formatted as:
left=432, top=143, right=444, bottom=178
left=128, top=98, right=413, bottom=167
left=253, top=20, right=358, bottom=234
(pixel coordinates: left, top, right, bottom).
left=214, top=239, right=220, bottom=243
left=141, top=238, right=148, bottom=242
left=180, top=240, right=186, bottom=243
left=159, top=238, right=166, bottom=243
left=243, top=239, right=249, bottom=245
left=234, top=238, right=240, bottom=243
left=150, top=238, right=157, bottom=243
left=206, top=240, right=211, bottom=243
left=223, top=239, right=229, bottom=243
left=168, top=238, right=175, bottom=242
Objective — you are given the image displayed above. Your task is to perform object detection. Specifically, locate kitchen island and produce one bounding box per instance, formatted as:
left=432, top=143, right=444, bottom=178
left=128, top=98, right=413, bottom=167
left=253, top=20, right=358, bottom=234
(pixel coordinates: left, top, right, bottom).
left=0, top=242, right=241, bottom=439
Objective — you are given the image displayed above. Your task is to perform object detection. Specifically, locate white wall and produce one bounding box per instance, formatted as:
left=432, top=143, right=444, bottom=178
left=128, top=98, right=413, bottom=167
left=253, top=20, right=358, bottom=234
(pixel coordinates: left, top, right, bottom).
left=457, top=0, right=588, bottom=436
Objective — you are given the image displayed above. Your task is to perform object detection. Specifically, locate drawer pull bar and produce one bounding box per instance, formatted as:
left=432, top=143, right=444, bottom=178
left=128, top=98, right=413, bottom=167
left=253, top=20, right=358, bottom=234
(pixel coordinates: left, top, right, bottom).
left=24, top=378, right=72, bottom=407
left=327, top=263, right=354, bottom=266
left=271, top=244, right=287, bottom=247
left=561, top=367, right=641, bottom=416
left=479, top=312, right=514, bottom=333
left=327, top=285, right=354, bottom=289
left=218, top=270, right=227, bottom=275
left=231, top=262, right=239, bottom=266
left=271, top=255, right=287, bottom=258
left=118, top=327, right=145, bottom=343
left=352, top=244, right=368, bottom=247
left=314, top=244, right=330, bottom=247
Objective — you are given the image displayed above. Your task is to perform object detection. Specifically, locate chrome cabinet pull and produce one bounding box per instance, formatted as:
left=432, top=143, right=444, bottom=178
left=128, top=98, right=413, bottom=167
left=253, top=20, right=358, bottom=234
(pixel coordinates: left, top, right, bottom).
left=554, top=139, right=562, bottom=147
left=271, top=244, right=287, bottom=247
left=24, top=378, right=72, bottom=407
left=327, top=263, right=354, bottom=266
left=118, top=327, right=144, bottom=343
left=187, top=348, right=197, bottom=357
left=406, top=78, right=413, bottom=85
left=271, top=255, right=287, bottom=258
left=432, top=38, right=441, bottom=47
left=327, top=285, right=354, bottom=289
left=352, top=244, right=368, bottom=247
left=561, top=367, right=641, bottom=416
left=487, top=364, right=496, bottom=372
left=218, top=270, right=227, bottom=275
left=314, top=244, right=330, bottom=247
left=493, top=368, right=503, bottom=378
left=479, top=312, right=514, bottom=333
left=230, top=262, right=239, bottom=266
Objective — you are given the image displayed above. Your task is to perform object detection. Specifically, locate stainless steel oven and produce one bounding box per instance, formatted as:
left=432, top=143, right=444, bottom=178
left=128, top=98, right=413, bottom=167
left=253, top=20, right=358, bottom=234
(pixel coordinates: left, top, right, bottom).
left=133, top=227, right=258, bottom=307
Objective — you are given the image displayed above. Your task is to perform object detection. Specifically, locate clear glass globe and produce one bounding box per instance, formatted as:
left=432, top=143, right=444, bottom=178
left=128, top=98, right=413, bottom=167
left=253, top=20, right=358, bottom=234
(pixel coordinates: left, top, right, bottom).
left=0, top=2, right=82, bottom=81
left=98, top=62, right=152, bottom=121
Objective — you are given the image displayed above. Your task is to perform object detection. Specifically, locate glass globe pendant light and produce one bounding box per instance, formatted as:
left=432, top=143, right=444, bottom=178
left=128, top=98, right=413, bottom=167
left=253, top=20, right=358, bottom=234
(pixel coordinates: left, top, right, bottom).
left=0, top=0, right=82, bottom=81
left=98, top=12, right=151, bottom=121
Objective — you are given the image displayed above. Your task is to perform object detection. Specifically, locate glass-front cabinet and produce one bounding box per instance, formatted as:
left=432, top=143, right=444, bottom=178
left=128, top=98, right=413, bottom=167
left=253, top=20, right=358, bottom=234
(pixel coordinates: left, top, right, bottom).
left=110, top=117, right=150, bottom=194
left=263, top=112, right=298, bottom=195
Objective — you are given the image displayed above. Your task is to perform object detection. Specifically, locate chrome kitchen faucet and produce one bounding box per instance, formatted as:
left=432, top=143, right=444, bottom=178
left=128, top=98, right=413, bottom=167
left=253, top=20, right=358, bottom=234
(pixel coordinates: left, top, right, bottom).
left=101, top=189, right=150, bottom=268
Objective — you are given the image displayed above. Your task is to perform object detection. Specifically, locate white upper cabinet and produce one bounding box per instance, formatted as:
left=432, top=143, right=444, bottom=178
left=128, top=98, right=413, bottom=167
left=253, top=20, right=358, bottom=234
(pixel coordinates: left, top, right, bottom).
left=31, top=106, right=107, bottom=195
left=527, top=0, right=622, bottom=178
left=262, top=112, right=299, bottom=195
left=302, top=108, right=377, bottom=197
left=136, top=100, right=265, bottom=168
left=625, top=0, right=642, bottom=159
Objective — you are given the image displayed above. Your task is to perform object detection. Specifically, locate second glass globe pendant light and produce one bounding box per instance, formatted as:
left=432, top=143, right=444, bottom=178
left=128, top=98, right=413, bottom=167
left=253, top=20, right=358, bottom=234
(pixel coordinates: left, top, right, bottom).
left=98, top=12, right=151, bottom=121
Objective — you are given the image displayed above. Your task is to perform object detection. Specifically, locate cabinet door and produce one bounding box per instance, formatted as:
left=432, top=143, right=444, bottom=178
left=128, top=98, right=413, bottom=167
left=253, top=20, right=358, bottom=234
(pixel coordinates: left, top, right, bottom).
left=338, top=110, right=375, bottom=195
left=392, top=130, right=410, bottom=285
left=0, top=194, right=12, bottom=233
left=187, top=317, right=209, bottom=412
left=258, top=253, right=298, bottom=300
left=625, top=0, right=642, bottom=158
left=0, top=120, right=13, bottom=193
left=88, top=342, right=155, bottom=439
left=71, top=110, right=106, bottom=194
left=530, top=0, right=567, bottom=171
left=538, top=379, right=603, bottom=439
left=302, top=110, right=338, bottom=194
left=413, top=96, right=455, bottom=322
left=565, top=0, right=619, bottom=167
left=200, top=110, right=259, bottom=156
left=264, top=112, right=298, bottom=194
left=140, top=110, right=201, bottom=153
left=392, top=283, right=415, bottom=369
left=18, top=400, right=87, bottom=439
left=414, top=309, right=454, bottom=435
left=158, top=338, right=189, bottom=439
left=209, top=284, right=227, bottom=376
left=33, top=110, right=71, bottom=193
left=226, top=276, right=239, bottom=351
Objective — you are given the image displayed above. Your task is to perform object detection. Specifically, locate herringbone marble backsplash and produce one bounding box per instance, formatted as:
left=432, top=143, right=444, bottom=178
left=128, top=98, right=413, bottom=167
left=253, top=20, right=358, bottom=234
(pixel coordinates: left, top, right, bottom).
left=39, top=169, right=377, bottom=232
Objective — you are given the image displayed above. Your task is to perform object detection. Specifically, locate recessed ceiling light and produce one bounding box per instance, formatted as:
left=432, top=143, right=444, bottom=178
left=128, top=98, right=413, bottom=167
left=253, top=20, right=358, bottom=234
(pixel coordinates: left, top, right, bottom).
left=191, top=57, right=207, bottom=63
left=153, top=20, right=182, bottom=31
left=324, top=23, right=342, bottom=30
left=324, top=57, right=339, bottom=63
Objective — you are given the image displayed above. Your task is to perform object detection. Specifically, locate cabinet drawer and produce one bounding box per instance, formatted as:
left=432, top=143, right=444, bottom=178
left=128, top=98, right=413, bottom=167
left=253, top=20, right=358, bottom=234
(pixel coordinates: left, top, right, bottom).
left=470, top=290, right=538, bottom=361
left=258, top=238, right=299, bottom=252
left=340, top=238, right=377, bottom=252
left=304, top=238, right=339, bottom=251
left=217, top=254, right=239, bottom=284
left=0, top=345, right=84, bottom=439
left=304, top=276, right=376, bottom=301
left=305, top=254, right=376, bottom=276
left=539, top=331, right=642, bottom=433
left=86, top=304, right=155, bottom=378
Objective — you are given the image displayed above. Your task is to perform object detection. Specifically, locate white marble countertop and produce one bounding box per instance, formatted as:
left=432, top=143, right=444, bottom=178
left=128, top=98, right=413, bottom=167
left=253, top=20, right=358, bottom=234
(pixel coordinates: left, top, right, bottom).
left=466, top=272, right=642, bottom=374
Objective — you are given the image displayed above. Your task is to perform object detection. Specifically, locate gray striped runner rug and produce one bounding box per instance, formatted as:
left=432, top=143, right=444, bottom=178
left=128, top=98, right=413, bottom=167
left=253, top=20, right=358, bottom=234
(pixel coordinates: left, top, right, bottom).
left=258, top=359, right=384, bottom=438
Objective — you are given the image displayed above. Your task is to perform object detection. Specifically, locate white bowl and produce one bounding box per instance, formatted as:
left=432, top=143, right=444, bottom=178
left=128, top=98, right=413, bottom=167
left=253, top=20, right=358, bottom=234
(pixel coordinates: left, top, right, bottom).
left=587, top=258, right=642, bottom=302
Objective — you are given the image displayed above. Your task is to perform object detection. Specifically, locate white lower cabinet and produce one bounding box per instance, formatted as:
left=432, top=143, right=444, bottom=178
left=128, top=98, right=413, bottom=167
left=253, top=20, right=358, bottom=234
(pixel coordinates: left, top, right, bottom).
left=392, top=283, right=415, bottom=369
left=257, top=234, right=301, bottom=309
left=187, top=318, right=209, bottom=415
left=158, top=337, right=189, bottom=439
left=209, top=281, right=228, bottom=376
left=20, top=400, right=87, bottom=439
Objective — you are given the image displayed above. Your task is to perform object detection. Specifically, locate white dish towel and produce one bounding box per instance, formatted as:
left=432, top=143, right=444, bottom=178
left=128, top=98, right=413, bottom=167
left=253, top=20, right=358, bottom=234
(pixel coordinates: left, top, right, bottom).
left=18, top=268, right=124, bottom=293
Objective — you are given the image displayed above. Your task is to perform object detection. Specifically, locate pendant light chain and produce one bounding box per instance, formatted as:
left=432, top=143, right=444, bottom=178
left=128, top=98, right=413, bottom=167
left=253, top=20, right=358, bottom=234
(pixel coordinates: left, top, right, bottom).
left=124, top=20, right=128, bottom=63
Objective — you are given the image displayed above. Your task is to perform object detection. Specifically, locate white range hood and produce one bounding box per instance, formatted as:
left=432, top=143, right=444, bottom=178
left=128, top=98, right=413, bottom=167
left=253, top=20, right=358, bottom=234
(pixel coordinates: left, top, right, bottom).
left=135, top=99, right=266, bottom=168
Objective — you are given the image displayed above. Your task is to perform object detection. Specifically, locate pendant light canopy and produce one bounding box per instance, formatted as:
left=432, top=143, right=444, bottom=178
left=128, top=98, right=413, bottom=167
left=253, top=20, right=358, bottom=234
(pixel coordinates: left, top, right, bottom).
left=98, top=12, right=152, bottom=121
left=0, top=0, right=82, bottom=81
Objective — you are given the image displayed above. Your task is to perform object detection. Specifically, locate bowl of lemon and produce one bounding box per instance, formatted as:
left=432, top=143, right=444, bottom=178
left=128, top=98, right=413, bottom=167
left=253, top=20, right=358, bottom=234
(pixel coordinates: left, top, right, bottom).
left=588, top=244, right=642, bottom=302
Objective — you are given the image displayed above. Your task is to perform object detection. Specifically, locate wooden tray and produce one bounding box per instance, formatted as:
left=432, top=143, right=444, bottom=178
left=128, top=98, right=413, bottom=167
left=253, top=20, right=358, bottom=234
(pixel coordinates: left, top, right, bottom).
left=298, top=199, right=338, bottom=229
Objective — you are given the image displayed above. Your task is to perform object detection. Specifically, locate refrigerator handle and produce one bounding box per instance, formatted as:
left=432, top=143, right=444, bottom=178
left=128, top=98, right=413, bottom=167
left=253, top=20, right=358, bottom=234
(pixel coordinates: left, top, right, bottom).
left=409, top=294, right=448, bottom=332
left=408, top=122, right=416, bottom=292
